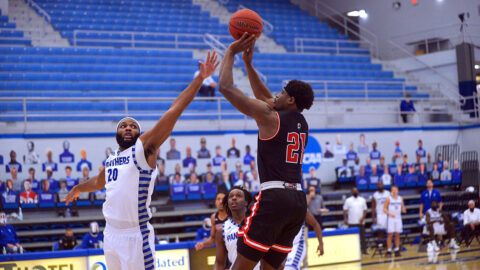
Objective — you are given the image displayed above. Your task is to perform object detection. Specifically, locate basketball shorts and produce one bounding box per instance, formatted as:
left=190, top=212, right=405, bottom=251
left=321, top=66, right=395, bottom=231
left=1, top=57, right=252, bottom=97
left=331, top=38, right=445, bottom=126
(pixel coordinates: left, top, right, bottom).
left=422, top=222, right=446, bottom=235
left=376, top=213, right=387, bottom=229
left=237, top=189, right=307, bottom=269
left=387, top=217, right=403, bottom=233
left=104, top=222, right=156, bottom=270
left=284, top=225, right=306, bottom=270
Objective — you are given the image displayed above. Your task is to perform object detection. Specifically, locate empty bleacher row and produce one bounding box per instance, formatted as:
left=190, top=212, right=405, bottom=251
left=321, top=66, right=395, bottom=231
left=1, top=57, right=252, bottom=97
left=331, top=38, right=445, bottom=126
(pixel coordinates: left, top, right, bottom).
left=0, top=9, right=31, bottom=46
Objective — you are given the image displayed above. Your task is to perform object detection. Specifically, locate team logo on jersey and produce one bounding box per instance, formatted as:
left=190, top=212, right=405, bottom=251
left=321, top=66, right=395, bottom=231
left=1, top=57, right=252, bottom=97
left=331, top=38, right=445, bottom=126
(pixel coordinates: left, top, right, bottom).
left=302, top=136, right=322, bottom=173
left=297, top=123, right=301, bottom=130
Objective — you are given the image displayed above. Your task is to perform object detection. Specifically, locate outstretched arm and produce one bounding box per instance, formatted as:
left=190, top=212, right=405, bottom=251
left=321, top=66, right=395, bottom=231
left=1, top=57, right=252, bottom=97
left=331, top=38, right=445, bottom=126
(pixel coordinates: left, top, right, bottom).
left=305, top=209, right=324, bottom=256
left=213, top=227, right=227, bottom=270
left=62, top=167, right=106, bottom=206
left=242, top=39, right=274, bottom=106
left=219, top=33, right=278, bottom=139
left=140, top=51, right=219, bottom=168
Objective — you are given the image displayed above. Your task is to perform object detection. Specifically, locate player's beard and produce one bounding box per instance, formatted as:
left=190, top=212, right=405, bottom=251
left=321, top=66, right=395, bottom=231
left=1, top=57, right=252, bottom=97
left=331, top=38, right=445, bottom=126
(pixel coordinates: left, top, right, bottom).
left=116, top=132, right=139, bottom=149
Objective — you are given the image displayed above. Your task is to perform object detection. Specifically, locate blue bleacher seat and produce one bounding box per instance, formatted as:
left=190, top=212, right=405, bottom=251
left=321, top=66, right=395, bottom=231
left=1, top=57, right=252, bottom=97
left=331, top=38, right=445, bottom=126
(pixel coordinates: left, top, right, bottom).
left=170, top=184, right=186, bottom=201
left=394, top=174, right=405, bottom=188
left=405, top=174, right=418, bottom=187
left=452, top=170, right=462, bottom=185
left=202, top=182, right=217, bottom=200
left=38, top=191, right=56, bottom=208
left=2, top=193, right=19, bottom=210
left=186, top=183, right=201, bottom=201
left=76, top=200, right=92, bottom=207
left=355, top=175, right=369, bottom=191
left=32, top=225, right=49, bottom=231
left=20, top=203, right=37, bottom=209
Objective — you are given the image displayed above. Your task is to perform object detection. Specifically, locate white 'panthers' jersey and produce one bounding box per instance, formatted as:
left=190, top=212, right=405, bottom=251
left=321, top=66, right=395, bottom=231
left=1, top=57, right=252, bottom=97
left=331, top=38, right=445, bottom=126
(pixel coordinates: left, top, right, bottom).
left=387, top=195, right=403, bottom=220
left=373, top=190, right=390, bottom=218
left=103, top=138, right=155, bottom=229
left=223, top=218, right=260, bottom=270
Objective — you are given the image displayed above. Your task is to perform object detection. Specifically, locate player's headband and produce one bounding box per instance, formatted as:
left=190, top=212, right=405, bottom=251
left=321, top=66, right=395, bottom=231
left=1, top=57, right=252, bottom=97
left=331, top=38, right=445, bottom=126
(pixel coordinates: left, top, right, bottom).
left=116, top=117, right=141, bottom=133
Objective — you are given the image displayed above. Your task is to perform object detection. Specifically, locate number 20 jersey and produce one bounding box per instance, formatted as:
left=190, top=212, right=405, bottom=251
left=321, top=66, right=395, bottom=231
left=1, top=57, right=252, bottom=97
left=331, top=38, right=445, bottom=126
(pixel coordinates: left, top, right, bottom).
left=103, top=138, right=155, bottom=229
left=257, top=110, right=309, bottom=184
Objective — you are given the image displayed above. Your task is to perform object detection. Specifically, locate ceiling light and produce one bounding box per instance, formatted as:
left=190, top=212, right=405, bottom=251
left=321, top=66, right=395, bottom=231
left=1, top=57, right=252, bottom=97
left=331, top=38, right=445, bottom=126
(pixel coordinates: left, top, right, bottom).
left=475, top=64, right=480, bottom=70
left=347, top=9, right=368, bottom=19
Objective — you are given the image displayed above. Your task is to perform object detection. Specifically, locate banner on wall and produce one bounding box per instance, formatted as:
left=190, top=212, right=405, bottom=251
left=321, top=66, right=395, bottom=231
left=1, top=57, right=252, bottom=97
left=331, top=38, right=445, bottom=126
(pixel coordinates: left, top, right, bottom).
left=302, top=136, right=322, bottom=173
left=307, top=233, right=360, bottom=267
left=0, top=257, right=87, bottom=270
left=88, top=249, right=189, bottom=270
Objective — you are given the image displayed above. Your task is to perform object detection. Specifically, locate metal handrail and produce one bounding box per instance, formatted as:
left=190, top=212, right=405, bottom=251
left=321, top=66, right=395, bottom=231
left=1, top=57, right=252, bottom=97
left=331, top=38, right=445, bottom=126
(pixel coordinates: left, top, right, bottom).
left=27, top=0, right=51, bottom=23
left=312, top=0, right=379, bottom=58
left=237, top=4, right=274, bottom=35
left=72, top=30, right=231, bottom=49
left=294, top=38, right=371, bottom=54
left=387, top=40, right=465, bottom=106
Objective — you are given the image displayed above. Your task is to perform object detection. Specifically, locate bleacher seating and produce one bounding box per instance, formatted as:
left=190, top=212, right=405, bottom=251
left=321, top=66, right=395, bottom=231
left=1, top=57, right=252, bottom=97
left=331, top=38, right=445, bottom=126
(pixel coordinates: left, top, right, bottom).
left=0, top=9, right=31, bottom=45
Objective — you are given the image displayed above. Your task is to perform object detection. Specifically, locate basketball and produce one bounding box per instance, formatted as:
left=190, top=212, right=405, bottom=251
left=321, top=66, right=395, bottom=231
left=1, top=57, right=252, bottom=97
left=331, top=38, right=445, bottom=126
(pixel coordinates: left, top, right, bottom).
left=229, top=9, right=263, bottom=40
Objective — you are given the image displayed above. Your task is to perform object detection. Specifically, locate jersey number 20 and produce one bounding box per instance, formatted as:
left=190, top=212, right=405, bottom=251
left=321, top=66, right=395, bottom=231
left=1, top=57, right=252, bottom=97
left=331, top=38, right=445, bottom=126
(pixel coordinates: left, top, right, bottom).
left=286, top=132, right=306, bottom=164
left=107, top=168, right=118, bottom=182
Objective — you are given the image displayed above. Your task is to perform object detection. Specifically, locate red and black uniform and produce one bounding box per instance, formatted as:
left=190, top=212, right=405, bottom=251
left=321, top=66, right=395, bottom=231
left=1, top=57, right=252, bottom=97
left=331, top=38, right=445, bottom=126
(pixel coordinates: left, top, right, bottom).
left=237, top=110, right=309, bottom=268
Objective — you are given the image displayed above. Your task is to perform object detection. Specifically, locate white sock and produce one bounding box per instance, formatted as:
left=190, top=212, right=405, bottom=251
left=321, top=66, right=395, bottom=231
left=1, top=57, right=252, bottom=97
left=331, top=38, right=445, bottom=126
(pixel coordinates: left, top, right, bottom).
left=388, top=248, right=392, bottom=252
left=394, top=247, right=399, bottom=252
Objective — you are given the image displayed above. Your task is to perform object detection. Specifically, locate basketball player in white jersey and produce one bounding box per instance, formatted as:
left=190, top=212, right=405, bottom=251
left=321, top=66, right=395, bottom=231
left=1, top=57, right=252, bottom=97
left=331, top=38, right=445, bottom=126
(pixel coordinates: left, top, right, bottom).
left=62, top=51, right=219, bottom=270
left=214, top=187, right=257, bottom=270
left=371, top=181, right=390, bottom=249
left=283, top=210, right=324, bottom=270
left=424, top=200, right=459, bottom=252
left=383, top=185, right=405, bottom=257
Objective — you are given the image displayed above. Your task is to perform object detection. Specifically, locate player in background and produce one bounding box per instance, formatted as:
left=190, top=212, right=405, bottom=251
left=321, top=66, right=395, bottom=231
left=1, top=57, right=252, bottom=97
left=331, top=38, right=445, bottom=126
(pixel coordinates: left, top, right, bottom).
left=371, top=181, right=390, bottom=250
left=383, top=185, right=405, bottom=257
left=195, top=192, right=228, bottom=251
left=283, top=210, right=324, bottom=270
left=219, top=33, right=314, bottom=270
left=62, top=51, right=219, bottom=270
left=214, top=187, right=257, bottom=270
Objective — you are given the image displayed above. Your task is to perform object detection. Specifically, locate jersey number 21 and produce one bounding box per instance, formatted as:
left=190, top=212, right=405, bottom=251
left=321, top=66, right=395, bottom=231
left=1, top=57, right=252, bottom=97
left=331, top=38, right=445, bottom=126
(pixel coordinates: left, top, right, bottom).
left=286, top=132, right=306, bottom=164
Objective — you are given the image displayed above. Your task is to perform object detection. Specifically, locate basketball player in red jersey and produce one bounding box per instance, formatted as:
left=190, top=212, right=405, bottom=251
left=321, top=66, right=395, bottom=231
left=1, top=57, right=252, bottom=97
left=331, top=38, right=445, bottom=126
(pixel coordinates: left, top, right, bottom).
left=218, top=33, right=314, bottom=270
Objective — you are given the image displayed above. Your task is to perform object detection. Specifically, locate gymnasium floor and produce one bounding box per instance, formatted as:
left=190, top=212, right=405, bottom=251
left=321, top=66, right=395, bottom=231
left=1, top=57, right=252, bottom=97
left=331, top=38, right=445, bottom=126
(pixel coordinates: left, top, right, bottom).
left=311, top=243, right=480, bottom=270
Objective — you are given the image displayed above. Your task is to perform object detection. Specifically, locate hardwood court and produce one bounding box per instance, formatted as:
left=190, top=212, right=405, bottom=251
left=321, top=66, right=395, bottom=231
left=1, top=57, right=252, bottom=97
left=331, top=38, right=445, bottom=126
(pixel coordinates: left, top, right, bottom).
left=311, top=243, right=480, bottom=270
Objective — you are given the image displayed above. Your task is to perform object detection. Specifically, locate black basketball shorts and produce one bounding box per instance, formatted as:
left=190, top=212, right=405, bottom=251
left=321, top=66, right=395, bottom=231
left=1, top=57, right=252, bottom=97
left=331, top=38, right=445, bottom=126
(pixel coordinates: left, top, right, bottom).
left=237, top=188, right=307, bottom=268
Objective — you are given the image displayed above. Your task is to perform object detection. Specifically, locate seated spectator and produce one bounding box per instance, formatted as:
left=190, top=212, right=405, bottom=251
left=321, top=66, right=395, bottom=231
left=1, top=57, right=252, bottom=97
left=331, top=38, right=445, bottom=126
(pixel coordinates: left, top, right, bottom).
left=426, top=153, right=434, bottom=173
left=0, top=212, right=23, bottom=254
left=58, top=228, right=76, bottom=250
left=370, top=142, right=381, bottom=161
left=355, top=166, right=369, bottom=190
left=381, top=165, right=392, bottom=187
left=436, top=154, right=444, bottom=172
left=171, top=173, right=184, bottom=185
left=377, top=156, right=386, bottom=175
left=9, top=167, right=22, bottom=192
left=346, top=143, right=357, bottom=163
left=2, top=180, right=17, bottom=203
left=425, top=200, right=458, bottom=251
left=243, top=145, right=255, bottom=166
left=405, top=165, right=418, bottom=187
left=440, top=161, right=452, bottom=183
left=430, top=163, right=440, bottom=184
left=39, top=180, right=56, bottom=203
left=229, top=162, right=242, bottom=183
left=351, top=157, right=361, bottom=176
left=364, top=157, right=372, bottom=176
left=463, top=200, right=480, bottom=248
left=414, top=155, right=422, bottom=172
left=194, top=62, right=217, bottom=97
left=64, top=166, right=77, bottom=190
left=201, top=163, right=215, bottom=182
left=42, top=149, right=58, bottom=172
left=227, top=137, right=240, bottom=158
left=94, top=189, right=106, bottom=201
left=369, top=165, right=379, bottom=189
left=419, top=179, right=443, bottom=219
left=196, top=218, right=212, bottom=241
left=20, top=180, right=37, bottom=204
left=166, top=138, right=181, bottom=160
left=233, top=171, right=247, bottom=189
left=394, top=141, right=403, bottom=159
left=451, top=160, right=462, bottom=184
left=182, top=146, right=197, bottom=170
left=188, top=172, right=200, bottom=184
left=212, top=146, right=226, bottom=167
left=306, top=167, right=321, bottom=189
left=169, top=163, right=184, bottom=184
left=400, top=93, right=415, bottom=123
left=81, top=222, right=103, bottom=249
left=6, top=150, right=22, bottom=173
left=154, top=164, right=169, bottom=186
left=197, top=137, right=211, bottom=159
left=394, top=165, right=405, bottom=187
left=248, top=170, right=260, bottom=193
left=401, top=155, right=409, bottom=175
left=76, top=149, right=92, bottom=172
left=24, top=167, right=40, bottom=192
left=217, top=172, right=231, bottom=194
left=77, top=165, right=91, bottom=201
left=337, top=159, right=352, bottom=179
left=57, top=181, right=69, bottom=202
left=416, top=139, right=426, bottom=159
left=245, top=161, right=257, bottom=181
left=44, top=166, right=58, bottom=191
left=417, top=163, right=428, bottom=186
left=204, top=172, right=215, bottom=184
left=388, top=156, right=398, bottom=175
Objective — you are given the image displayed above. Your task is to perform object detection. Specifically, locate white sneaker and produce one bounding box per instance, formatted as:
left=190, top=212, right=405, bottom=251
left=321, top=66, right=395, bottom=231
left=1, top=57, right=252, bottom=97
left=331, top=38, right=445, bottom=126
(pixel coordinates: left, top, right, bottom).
left=427, top=242, right=434, bottom=252
left=449, top=239, right=459, bottom=250
left=432, top=241, right=440, bottom=252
